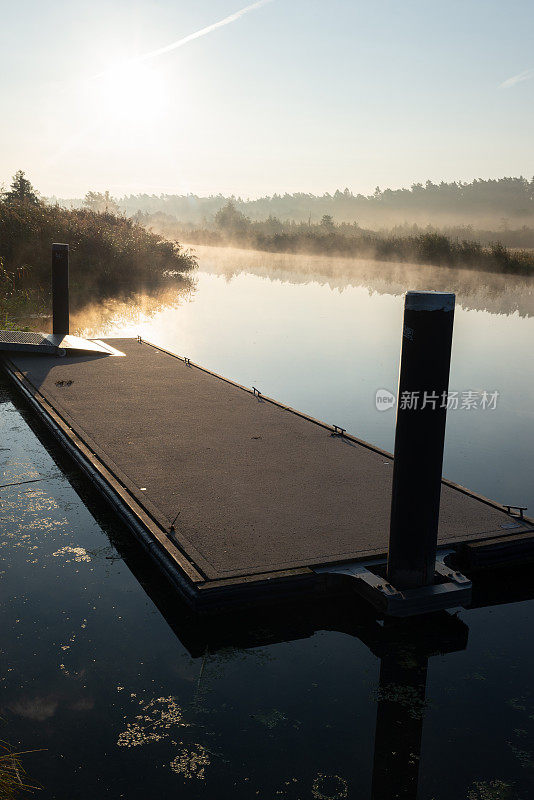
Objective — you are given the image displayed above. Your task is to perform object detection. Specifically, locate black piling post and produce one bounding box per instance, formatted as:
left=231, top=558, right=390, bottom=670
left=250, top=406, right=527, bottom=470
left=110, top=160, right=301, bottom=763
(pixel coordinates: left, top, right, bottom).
left=52, top=243, right=69, bottom=335
left=387, top=291, right=455, bottom=589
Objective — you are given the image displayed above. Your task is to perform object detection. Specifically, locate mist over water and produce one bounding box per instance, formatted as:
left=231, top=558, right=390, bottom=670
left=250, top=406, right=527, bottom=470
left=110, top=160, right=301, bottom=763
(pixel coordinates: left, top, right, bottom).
left=188, top=245, right=534, bottom=317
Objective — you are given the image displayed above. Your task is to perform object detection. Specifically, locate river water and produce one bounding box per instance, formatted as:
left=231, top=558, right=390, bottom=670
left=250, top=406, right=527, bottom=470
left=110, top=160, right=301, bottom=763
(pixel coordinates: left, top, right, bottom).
left=1, top=245, right=534, bottom=799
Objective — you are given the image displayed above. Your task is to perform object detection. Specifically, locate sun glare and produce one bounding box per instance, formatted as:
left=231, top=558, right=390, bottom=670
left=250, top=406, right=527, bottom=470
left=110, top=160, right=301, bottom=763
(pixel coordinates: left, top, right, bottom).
left=85, top=61, right=168, bottom=132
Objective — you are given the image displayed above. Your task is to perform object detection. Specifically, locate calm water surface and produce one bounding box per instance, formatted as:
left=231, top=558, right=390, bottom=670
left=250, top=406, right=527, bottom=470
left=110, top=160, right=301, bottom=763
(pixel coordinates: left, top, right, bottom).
left=2, top=245, right=534, bottom=799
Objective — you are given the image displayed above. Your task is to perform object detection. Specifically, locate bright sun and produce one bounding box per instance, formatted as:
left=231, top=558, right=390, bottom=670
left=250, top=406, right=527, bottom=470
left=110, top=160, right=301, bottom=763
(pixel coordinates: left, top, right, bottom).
left=86, top=60, right=168, bottom=132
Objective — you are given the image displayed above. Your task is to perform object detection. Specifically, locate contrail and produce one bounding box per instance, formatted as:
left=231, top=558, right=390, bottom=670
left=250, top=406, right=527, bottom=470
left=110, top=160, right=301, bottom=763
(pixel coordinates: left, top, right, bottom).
left=92, top=0, right=275, bottom=79
left=499, top=68, right=534, bottom=89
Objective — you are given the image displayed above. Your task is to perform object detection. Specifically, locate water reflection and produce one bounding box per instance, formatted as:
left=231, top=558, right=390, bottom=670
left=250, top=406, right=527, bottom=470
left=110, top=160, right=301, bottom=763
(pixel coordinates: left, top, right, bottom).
left=370, top=615, right=467, bottom=800
left=2, top=377, right=533, bottom=798
left=18, top=274, right=195, bottom=338
left=98, top=501, right=526, bottom=800
left=4, top=246, right=534, bottom=798
left=70, top=278, right=195, bottom=339
left=190, top=245, right=534, bottom=318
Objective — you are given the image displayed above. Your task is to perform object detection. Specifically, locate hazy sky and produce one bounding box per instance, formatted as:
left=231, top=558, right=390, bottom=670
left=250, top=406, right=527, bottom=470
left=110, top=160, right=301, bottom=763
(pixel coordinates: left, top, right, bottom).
left=2, top=0, right=533, bottom=198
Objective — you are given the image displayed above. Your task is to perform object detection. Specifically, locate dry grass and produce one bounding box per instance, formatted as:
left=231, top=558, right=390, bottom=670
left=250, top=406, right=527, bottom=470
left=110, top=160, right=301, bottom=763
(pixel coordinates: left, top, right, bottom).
left=0, top=738, right=42, bottom=798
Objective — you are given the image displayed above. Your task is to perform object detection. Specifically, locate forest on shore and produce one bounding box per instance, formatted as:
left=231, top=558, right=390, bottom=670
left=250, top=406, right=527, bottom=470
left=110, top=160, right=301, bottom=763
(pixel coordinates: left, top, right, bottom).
left=55, top=176, right=534, bottom=234
left=0, top=172, right=196, bottom=328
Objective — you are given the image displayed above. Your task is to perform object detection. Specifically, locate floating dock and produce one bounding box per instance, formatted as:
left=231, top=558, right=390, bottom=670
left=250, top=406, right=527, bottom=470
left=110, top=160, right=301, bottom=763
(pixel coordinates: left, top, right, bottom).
left=2, top=336, right=533, bottom=612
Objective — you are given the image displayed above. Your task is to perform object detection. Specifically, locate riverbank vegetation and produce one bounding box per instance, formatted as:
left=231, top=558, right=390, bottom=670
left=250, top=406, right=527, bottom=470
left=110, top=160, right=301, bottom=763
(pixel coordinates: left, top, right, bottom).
left=151, top=201, right=534, bottom=276
left=0, top=172, right=196, bottom=328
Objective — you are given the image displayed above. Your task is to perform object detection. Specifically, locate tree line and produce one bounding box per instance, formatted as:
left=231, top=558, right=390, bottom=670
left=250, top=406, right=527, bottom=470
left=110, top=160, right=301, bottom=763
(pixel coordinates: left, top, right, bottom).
left=52, top=176, right=534, bottom=229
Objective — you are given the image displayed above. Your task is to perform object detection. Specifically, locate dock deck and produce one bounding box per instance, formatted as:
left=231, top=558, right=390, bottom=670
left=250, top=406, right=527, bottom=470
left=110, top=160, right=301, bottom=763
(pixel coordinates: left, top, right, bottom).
left=3, top=337, right=533, bottom=609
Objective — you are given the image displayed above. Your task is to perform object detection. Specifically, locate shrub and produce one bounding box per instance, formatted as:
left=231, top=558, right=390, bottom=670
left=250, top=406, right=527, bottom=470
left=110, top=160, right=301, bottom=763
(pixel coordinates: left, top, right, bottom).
left=0, top=200, right=196, bottom=324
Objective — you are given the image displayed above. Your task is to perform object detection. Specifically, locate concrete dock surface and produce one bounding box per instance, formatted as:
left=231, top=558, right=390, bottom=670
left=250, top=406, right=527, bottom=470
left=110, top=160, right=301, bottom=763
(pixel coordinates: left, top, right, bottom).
left=3, top=338, right=532, bottom=606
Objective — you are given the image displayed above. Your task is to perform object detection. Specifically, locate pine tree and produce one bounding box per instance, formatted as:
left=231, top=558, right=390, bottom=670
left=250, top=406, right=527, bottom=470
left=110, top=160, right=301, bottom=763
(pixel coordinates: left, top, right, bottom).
left=3, top=170, right=40, bottom=205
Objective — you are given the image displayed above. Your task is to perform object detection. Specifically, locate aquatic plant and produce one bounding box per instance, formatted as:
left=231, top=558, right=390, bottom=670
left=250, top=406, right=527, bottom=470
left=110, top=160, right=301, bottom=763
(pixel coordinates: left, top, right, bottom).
left=373, top=682, right=428, bottom=720
left=467, top=779, right=517, bottom=800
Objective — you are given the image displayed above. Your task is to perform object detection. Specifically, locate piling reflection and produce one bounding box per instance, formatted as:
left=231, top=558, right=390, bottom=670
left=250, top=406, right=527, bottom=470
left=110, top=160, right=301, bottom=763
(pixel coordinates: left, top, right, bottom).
left=94, top=490, right=534, bottom=800
left=90, top=471, right=469, bottom=800
left=372, top=648, right=429, bottom=800
left=130, top=569, right=468, bottom=799
left=370, top=614, right=468, bottom=800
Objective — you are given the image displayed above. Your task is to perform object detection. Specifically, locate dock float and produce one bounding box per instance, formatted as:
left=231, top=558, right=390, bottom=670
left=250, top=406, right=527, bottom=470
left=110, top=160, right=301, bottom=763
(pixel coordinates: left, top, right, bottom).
left=3, top=245, right=533, bottom=614
left=2, top=335, right=533, bottom=613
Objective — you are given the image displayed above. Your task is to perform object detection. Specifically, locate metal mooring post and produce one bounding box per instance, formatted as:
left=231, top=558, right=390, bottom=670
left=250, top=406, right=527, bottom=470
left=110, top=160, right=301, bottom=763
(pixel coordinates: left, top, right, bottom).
left=52, top=243, right=69, bottom=335
left=387, top=291, right=455, bottom=589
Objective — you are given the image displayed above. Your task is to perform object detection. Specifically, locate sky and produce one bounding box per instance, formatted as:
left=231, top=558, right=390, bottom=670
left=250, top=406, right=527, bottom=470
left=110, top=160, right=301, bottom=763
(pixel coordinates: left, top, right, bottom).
left=1, top=0, right=533, bottom=199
